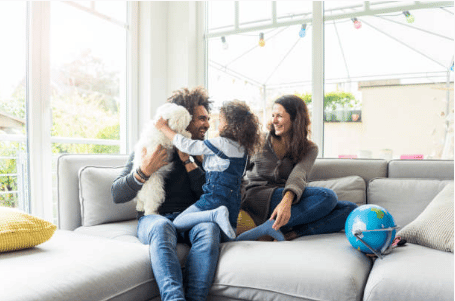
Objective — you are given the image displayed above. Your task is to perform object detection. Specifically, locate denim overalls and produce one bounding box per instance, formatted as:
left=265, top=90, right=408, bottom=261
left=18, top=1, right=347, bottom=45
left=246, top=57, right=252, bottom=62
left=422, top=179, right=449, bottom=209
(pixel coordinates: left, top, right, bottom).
left=194, top=140, right=247, bottom=229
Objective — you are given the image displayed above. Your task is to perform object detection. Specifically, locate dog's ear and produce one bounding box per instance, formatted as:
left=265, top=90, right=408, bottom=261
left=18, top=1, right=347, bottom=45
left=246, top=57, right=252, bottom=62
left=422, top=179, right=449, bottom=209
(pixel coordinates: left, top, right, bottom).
left=167, top=106, right=192, bottom=133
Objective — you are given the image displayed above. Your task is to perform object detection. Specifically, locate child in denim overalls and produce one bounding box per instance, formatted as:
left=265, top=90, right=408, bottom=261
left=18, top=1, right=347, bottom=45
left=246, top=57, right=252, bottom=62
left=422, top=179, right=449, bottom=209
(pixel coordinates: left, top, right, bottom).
left=155, top=100, right=263, bottom=240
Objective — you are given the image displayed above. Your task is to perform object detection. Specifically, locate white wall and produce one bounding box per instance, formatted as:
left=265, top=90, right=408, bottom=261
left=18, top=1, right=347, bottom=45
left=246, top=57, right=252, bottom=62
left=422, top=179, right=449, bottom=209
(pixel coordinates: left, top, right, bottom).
left=167, top=2, right=205, bottom=91
left=137, top=1, right=168, bottom=142
left=136, top=1, right=205, bottom=144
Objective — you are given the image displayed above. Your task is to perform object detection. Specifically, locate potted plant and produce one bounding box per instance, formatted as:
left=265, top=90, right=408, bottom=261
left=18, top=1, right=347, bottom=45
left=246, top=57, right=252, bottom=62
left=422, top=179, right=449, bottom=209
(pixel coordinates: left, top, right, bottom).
left=296, top=91, right=361, bottom=122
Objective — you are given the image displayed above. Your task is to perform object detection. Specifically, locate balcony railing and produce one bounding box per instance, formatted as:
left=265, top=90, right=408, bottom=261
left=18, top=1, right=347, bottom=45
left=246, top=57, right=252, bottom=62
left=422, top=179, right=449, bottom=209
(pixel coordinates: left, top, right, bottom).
left=0, top=134, right=121, bottom=212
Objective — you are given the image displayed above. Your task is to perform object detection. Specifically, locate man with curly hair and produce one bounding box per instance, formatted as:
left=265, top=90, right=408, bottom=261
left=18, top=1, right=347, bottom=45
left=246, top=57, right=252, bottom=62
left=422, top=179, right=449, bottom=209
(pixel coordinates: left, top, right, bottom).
left=112, top=86, right=217, bottom=301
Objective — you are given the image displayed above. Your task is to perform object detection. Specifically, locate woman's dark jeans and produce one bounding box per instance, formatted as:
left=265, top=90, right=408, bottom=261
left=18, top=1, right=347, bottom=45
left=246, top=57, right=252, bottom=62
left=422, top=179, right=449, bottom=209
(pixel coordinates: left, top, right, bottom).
left=269, top=187, right=358, bottom=237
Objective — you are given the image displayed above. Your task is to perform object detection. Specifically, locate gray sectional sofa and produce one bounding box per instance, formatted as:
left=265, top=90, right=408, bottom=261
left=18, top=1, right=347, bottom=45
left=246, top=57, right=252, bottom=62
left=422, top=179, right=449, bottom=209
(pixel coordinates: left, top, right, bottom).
left=1, top=154, right=453, bottom=301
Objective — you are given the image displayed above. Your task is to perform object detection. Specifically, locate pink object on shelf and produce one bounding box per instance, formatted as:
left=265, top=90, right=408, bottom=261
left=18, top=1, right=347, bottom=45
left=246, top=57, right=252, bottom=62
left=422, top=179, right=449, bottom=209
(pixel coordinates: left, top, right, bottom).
left=338, top=155, right=358, bottom=159
left=400, top=154, right=424, bottom=160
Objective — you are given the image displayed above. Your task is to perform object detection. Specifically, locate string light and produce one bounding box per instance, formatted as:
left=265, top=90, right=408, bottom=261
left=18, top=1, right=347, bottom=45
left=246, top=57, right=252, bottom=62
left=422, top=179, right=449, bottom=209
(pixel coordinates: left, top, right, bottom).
left=451, top=62, right=454, bottom=72
left=351, top=18, right=362, bottom=29
left=402, top=11, right=415, bottom=23
left=258, top=32, right=265, bottom=47
left=299, top=24, right=307, bottom=38
left=221, top=36, right=228, bottom=50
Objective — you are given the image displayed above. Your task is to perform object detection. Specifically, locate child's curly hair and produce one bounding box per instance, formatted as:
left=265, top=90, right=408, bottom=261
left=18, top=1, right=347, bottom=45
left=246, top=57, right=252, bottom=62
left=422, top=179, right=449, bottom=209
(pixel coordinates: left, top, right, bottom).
left=219, top=100, right=262, bottom=157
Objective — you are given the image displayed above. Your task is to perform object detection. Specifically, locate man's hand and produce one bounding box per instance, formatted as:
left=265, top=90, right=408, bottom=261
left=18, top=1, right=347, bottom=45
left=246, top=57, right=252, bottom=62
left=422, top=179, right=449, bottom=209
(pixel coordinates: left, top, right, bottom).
left=140, top=144, right=169, bottom=176
left=155, top=117, right=168, bottom=131
left=176, top=149, right=190, bottom=163
left=176, top=149, right=199, bottom=172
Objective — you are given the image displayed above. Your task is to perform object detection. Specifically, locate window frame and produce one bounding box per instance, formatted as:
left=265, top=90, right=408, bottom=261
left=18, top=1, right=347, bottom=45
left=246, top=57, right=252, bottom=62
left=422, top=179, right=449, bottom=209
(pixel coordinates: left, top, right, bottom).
left=20, top=1, right=138, bottom=220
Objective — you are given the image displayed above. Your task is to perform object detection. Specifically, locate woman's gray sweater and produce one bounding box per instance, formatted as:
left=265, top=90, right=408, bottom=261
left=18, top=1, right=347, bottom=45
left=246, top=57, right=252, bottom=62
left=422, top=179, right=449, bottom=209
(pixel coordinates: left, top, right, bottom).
left=241, top=133, right=318, bottom=226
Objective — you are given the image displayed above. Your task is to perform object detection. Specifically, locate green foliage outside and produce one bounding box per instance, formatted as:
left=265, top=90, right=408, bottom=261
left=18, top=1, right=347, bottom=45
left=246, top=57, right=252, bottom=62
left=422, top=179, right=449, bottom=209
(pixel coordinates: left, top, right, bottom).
left=295, top=91, right=360, bottom=111
left=0, top=50, right=121, bottom=208
left=0, top=142, right=20, bottom=207
left=295, top=91, right=361, bottom=122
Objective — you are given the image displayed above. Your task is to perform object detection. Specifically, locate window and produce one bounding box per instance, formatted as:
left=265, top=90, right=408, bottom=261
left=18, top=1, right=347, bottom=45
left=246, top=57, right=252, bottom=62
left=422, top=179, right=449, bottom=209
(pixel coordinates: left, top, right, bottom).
left=206, top=1, right=314, bottom=136
left=0, top=1, right=135, bottom=223
left=323, top=1, right=454, bottom=160
left=205, top=1, right=454, bottom=159
left=50, top=1, right=128, bottom=155
left=0, top=2, right=27, bottom=211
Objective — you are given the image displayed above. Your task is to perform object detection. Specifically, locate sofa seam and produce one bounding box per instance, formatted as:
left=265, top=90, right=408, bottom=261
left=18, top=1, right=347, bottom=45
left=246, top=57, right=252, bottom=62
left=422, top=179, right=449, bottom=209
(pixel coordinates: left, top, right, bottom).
left=210, top=283, right=323, bottom=301
left=99, top=278, right=157, bottom=301
left=362, top=275, right=384, bottom=301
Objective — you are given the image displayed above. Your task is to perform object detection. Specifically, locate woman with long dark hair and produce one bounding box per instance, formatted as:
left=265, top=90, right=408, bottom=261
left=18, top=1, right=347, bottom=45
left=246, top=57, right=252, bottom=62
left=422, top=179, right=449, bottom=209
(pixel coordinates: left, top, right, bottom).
left=237, top=94, right=357, bottom=241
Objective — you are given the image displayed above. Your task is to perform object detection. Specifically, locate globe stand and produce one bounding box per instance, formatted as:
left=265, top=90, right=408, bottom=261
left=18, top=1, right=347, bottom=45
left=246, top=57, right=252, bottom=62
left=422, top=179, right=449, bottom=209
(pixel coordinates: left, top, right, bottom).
left=354, top=226, right=399, bottom=259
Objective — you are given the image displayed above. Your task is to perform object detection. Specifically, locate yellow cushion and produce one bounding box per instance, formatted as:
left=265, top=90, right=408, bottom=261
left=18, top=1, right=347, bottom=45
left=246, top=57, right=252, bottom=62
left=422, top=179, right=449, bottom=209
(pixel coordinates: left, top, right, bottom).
left=236, top=210, right=256, bottom=235
left=0, top=207, right=57, bottom=253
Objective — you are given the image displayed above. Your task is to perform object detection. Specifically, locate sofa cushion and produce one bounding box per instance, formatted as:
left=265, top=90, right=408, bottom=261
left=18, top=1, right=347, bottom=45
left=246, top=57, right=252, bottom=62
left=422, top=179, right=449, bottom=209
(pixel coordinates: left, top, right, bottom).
left=0, top=230, right=158, bottom=301
left=79, top=166, right=137, bottom=227
left=367, top=178, right=452, bottom=228
left=363, top=243, right=454, bottom=301
left=0, top=207, right=57, bottom=253
left=75, top=219, right=140, bottom=243
left=309, top=175, right=366, bottom=206
left=209, top=233, right=372, bottom=301
left=74, top=220, right=191, bottom=267
left=57, top=154, right=129, bottom=230
left=397, top=182, right=453, bottom=252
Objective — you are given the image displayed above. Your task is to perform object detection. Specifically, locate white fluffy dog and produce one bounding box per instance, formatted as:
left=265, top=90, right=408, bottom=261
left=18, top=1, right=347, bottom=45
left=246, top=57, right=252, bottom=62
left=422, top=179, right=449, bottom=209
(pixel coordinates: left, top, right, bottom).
left=133, top=103, right=192, bottom=215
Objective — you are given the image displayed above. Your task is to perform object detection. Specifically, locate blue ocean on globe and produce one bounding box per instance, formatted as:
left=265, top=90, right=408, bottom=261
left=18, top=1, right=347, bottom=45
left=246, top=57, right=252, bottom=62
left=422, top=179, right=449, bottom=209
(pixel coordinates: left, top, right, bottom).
left=345, top=204, right=397, bottom=254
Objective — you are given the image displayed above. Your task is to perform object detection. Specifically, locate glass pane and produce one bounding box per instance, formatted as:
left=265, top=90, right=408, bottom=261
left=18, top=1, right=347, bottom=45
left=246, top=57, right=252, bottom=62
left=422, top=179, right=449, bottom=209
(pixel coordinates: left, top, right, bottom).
left=0, top=1, right=27, bottom=210
left=324, top=2, right=454, bottom=160
left=52, top=142, right=120, bottom=155
left=276, top=1, right=312, bottom=22
left=324, top=1, right=364, bottom=14
left=96, top=1, right=127, bottom=24
left=207, top=1, right=235, bottom=32
left=50, top=1, right=127, bottom=222
left=239, top=1, right=272, bottom=27
left=207, top=3, right=313, bottom=137
left=50, top=1, right=127, bottom=155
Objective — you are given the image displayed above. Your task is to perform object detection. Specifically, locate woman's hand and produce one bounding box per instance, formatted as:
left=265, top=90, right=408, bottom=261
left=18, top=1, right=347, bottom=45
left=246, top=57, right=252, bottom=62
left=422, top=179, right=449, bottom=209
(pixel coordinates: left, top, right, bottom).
left=269, top=191, right=294, bottom=230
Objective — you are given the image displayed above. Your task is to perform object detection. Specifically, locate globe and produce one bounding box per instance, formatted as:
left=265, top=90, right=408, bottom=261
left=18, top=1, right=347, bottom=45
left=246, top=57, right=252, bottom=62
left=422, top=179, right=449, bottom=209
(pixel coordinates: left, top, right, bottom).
left=345, top=204, right=397, bottom=254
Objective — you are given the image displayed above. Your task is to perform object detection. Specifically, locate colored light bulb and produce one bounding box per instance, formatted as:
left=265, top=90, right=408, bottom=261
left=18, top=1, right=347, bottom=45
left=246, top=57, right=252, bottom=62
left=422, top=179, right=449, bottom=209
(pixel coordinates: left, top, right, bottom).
left=451, top=63, right=454, bottom=72
left=221, top=36, right=228, bottom=50
left=403, top=11, right=414, bottom=23
left=259, top=32, right=265, bottom=47
left=352, top=18, right=362, bottom=29
left=299, top=24, right=307, bottom=38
